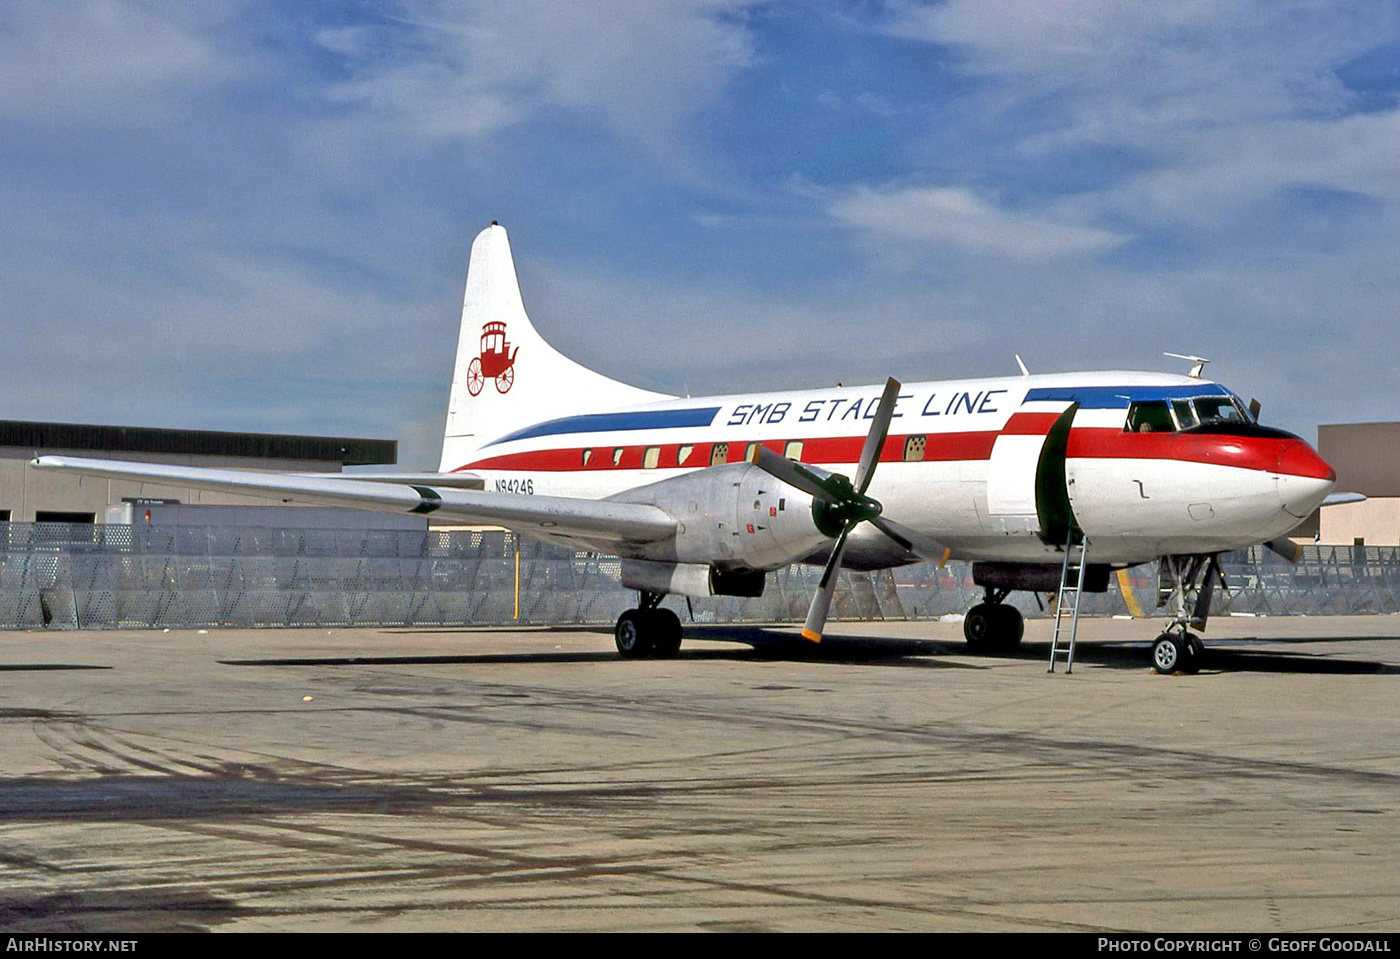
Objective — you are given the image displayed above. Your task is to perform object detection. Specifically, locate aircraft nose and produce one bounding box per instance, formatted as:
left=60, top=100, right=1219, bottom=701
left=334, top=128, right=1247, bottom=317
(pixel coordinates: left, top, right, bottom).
left=1276, top=439, right=1336, bottom=519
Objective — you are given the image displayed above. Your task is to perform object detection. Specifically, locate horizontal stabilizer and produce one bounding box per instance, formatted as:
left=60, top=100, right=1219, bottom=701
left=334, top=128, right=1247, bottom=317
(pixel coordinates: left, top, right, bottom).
left=1321, top=492, right=1366, bottom=507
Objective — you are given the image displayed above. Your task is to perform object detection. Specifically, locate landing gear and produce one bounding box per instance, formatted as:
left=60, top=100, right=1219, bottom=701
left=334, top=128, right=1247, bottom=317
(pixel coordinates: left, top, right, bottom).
left=1151, top=628, right=1203, bottom=675
left=964, top=588, right=1024, bottom=653
left=1149, top=555, right=1222, bottom=674
left=614, top=592, right=682, bottom=660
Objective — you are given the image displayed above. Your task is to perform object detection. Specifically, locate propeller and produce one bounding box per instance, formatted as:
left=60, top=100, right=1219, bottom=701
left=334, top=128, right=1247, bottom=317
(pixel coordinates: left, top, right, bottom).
left=748, top=377, right=946, bottom=642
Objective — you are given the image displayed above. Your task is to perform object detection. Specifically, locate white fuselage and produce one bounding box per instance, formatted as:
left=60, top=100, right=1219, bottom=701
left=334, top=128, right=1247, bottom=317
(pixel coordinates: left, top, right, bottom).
left=452, top=370, right=1335, bottom=568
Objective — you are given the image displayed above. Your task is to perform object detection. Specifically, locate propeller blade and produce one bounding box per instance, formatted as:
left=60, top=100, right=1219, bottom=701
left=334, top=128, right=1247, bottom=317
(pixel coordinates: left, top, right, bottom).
left=854, top=378, right=901, bottom=494
left=802, top=526, right=852, bottom=642
left=747, top=445, right=842, bottom=502
left=751, top=377, right=902, bottom=645
left=1264, top=538, right=1303, bottom=563
left=871, top=516, right=949, bottom=564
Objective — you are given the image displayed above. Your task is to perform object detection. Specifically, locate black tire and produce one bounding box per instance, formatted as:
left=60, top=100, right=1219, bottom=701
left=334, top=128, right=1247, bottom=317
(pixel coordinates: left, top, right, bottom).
left=1179, top=632, right=1204, bottom=674
left=614, top=609, right=654, bottom=659
left=964, top=603, right=1023, bottom=653
left=991, top=604, right=1024, bottom=651
left=1151, top=633, right=1184, bottom=674
left=963, top=603, right=993, bottom=650
left=651, top=609, right=683, bottom=659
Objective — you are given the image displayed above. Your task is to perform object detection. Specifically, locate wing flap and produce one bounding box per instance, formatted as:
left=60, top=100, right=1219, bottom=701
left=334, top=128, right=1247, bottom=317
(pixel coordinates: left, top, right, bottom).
left=293, top=470, right=485, bottom=490
left=31, top=456, right=676, bottom=544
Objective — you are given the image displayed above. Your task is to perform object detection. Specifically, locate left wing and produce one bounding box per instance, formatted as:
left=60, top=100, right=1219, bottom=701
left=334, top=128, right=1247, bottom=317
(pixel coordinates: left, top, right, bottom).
left=293, top=470, right=485, bottom=490
left=31, top=455, right=676, bottom=545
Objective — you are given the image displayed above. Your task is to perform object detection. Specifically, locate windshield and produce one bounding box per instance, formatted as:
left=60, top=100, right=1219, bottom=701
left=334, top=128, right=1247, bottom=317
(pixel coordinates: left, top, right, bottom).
left=1126, top=395, right=1252, bottom=433
left=1191, top=396, right=1250, bottom=426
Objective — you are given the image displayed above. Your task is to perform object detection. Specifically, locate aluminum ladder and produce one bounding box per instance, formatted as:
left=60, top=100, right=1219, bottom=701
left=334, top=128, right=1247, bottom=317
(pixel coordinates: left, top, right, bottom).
left=1048, top=532, right=1089, bottom=673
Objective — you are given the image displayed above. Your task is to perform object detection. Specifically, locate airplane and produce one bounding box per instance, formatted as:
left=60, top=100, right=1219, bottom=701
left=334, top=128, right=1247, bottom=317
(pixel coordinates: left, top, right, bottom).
left=33, top=222, right=1343, bottom=674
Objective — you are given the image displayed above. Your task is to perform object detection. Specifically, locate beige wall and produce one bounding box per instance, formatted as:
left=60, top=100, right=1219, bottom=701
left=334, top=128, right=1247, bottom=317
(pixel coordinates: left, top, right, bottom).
left=0, top=449, right=339, bottom=522
left=1319, top=498, right=1400, bottom=546
left=1319, top=423, right=1400, bottom=497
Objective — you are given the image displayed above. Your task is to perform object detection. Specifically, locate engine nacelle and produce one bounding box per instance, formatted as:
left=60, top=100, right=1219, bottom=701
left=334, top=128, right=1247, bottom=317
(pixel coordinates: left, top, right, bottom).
left=609, top=462, right=831, bottom=571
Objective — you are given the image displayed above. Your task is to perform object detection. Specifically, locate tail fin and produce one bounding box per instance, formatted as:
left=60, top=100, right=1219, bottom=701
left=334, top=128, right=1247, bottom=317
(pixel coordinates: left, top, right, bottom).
left=440, top=223, right=669, bottom=471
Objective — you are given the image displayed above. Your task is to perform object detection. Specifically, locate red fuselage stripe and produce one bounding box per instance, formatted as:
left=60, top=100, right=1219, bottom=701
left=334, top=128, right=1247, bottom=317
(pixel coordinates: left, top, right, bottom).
left=458, top=427, right=1334, bottom=479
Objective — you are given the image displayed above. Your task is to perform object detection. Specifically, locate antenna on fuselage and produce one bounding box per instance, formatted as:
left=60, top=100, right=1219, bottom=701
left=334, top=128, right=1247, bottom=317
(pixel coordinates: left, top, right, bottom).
left=1014, top=354, right=1030, bottom=376
left=1164, top=352, right=1209, bottom=378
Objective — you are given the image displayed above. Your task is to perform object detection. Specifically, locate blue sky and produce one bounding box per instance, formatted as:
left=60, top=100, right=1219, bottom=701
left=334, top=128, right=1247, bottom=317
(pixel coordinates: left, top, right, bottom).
left=3, top=0, right=1399, bottom=467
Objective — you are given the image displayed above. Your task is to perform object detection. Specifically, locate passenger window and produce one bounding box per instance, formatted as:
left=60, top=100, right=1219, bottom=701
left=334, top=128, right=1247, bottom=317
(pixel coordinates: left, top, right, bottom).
left=745, top=442, right=761, bottom=463
left=643, top=447, right=661, bottom=469
left=1126, top=401, right=1174, bottom=434
left=903, top=435, right=926, bottom=462
left=612, top=448, right=624, bottom=466
left=678, top=445, right=694, bottom=466
left=783, top=440, right=804, bottom=461
left=710, top=443, right=728, bottom=467
left=582, top=449, right=592, bottom=466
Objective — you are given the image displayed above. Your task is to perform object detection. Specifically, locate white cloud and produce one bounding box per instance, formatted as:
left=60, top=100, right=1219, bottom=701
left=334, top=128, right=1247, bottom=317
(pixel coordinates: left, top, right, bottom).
left=889, top=0, right=1394, bottom=142
left=827, top=184, right=1125, bottom=259
left=0, top=1, right=235, bottom=123
left=1105, top=111, right=1400, bottom=232
left=312, top=0, right=763, bottom=166
left=868, top=2, right=1400, bottom=258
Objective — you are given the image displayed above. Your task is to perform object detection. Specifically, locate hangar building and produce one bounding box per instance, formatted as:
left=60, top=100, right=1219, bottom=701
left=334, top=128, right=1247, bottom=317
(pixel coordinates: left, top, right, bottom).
left=1318, top=422, right=1400, bottom=546
left=0, top=419, right=396, bottom=523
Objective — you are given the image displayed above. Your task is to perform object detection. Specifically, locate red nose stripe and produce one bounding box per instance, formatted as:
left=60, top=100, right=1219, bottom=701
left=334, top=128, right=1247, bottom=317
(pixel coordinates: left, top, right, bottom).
left=1277, top=441, right=1336, bottom=481
left=1066, top=431, right=1335, bottom=478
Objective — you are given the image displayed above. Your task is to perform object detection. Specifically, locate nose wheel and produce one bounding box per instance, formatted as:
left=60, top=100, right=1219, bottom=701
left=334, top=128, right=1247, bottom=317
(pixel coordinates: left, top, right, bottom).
left=1151, top=629, right=1203, bottom=674
left=1150, top=555, right=1220, bottom=674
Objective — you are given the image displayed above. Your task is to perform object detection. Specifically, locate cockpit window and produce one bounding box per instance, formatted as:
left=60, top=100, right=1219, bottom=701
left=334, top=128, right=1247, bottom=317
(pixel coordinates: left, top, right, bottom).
left=1126, top=401, right=1174, bottom=433
left=1191, top=396, right=1249, bottom=426
left=1126, top=395, right=1252, bottom=433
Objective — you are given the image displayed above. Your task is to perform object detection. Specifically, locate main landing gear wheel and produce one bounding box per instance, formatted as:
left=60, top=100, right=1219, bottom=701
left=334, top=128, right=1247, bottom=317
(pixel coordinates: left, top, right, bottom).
left=650, top=609, right=682, bottom=659
left=615, top=610, right=652, bottom=659
left=963, top=602, right=1024, bottom=653
left=614, top=608, right=683, bottom=660
left=1151, top=631, right=1202, bottom=675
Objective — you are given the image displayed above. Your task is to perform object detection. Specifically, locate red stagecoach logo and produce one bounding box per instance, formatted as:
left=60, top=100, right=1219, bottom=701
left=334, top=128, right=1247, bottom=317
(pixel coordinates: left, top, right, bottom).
left=466, top=320, right=519, bottom=395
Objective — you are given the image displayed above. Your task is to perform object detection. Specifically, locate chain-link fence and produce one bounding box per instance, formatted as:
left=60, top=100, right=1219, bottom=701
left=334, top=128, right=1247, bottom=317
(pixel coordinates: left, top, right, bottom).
left=0, top=522, right=1395, bottom=630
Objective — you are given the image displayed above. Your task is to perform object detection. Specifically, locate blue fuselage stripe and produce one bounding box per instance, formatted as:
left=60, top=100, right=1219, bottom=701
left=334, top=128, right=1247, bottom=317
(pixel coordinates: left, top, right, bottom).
left=1023, top=384, right=1232, bottom=408
left=487, top=407, right=722, bottom=446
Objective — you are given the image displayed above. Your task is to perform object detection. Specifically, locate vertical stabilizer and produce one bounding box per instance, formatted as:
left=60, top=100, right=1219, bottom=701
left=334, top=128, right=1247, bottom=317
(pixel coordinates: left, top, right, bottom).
left=440, top=224, right=671, bottom=471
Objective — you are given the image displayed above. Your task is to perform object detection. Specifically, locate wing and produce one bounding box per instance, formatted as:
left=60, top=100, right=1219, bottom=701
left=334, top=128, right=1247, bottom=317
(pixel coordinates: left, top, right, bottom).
left=292, top=470, right=486, bottom=490
left=31, top=455, right=676, bottom=546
